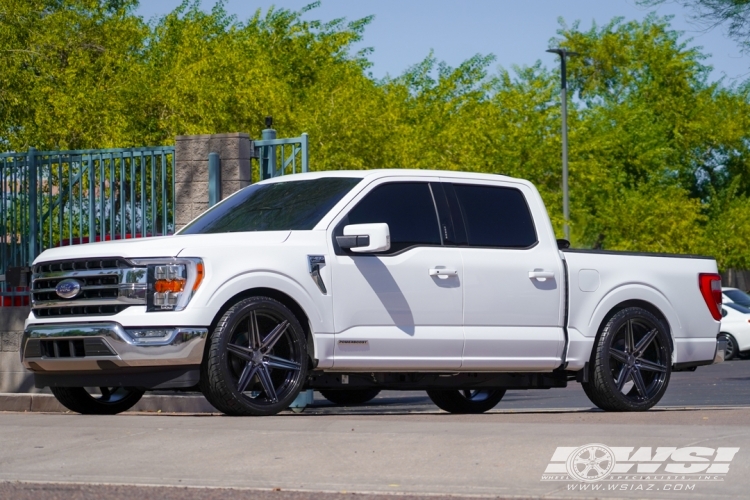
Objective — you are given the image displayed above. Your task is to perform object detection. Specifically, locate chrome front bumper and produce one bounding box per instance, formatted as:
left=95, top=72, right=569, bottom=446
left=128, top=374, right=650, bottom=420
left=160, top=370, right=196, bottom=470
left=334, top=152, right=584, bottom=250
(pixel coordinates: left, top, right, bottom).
left=21, top=322, right=207, bottom=372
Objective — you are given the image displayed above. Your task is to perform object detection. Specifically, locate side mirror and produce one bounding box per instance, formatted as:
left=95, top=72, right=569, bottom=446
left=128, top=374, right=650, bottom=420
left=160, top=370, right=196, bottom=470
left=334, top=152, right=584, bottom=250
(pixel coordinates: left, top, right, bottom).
left=337, top=223, right=391, bottom=253
left=556, top=239, right=570, bottom=250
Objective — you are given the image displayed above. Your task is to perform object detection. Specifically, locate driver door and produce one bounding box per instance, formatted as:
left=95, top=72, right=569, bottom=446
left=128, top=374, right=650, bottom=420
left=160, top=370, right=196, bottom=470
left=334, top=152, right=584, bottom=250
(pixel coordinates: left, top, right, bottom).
left=329, top=179, right=465, bottom=370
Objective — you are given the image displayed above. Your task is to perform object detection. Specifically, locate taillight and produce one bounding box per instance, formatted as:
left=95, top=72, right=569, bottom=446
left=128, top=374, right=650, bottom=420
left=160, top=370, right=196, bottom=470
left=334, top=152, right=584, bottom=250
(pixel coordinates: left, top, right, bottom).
left=699, top=273, right=722, bottom=321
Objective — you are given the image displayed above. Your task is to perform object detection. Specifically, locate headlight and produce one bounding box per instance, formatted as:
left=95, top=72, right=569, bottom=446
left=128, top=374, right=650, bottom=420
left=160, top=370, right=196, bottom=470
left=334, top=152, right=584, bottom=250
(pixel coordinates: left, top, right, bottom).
left=130, top=258, right=205, bottom=312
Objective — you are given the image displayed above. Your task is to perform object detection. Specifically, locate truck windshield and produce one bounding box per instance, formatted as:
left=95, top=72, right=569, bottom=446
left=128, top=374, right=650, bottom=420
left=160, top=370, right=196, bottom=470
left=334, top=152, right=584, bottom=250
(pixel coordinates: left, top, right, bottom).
left=180, top=177, right=361, bottom=234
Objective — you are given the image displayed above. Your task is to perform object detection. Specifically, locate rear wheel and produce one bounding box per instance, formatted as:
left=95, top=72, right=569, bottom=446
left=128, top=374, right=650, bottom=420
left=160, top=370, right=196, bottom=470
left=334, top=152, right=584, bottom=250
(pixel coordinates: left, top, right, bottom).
left=51, top=387, right=144, bottom=415
left=582, top=307, right=671, bottom=412
left=319, top=389, right=381, bottom=405
left=718, top=333, right=739, bottom=360
left=200, top=296, right=308, bottom=416
left=427, top=389, right=505, bottom=414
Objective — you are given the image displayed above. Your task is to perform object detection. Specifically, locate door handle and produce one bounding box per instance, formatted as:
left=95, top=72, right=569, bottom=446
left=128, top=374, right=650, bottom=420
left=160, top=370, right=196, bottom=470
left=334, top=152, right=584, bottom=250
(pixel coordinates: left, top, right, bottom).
left=529, top=270, right=555, bottom=281
left=429, top=268, right=457, bottom=278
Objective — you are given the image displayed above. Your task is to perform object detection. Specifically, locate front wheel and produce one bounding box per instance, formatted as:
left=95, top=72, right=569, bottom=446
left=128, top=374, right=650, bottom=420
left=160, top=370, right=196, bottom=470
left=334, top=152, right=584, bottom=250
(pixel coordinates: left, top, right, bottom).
left=319, top=389, right=381, bottom=405
left=200, top=296, right=308, bottom=416
left=51, top=387, right=144, bottom=415
left=582, top=307, right=672, bottom=412
left=427, top=389, right=506, bottom=414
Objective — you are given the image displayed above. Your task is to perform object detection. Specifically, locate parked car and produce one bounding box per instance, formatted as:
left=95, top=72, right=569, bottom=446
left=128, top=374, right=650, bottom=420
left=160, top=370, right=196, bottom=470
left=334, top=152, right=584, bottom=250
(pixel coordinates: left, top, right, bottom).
left=13, top=170, right=725, bottom=416
left=719, top=302, right=750, bottom=360
left=722, top=287, right=750, bottom=308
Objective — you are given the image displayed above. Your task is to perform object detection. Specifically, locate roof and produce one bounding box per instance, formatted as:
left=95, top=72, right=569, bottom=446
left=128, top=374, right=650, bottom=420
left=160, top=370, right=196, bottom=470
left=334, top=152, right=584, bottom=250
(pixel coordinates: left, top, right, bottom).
left=256, top=169, right=520, bottom=184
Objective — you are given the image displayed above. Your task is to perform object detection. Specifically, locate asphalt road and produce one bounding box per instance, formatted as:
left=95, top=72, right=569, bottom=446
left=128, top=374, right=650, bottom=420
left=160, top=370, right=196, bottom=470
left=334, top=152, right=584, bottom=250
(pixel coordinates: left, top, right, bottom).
left=1, top=360, right=749, bottom=500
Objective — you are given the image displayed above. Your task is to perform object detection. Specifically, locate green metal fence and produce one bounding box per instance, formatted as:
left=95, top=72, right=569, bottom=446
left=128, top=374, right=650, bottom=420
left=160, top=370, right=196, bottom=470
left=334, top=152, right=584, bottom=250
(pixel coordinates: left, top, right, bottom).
left=0, top=146, right=175, bottom=305
left=256, top=125, right=309, bottom=180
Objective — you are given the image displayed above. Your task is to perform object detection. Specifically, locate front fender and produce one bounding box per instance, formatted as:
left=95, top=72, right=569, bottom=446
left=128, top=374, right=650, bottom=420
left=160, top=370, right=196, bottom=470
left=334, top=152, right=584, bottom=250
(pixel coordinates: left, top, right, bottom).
left=205, top=270, right=327, bottom=335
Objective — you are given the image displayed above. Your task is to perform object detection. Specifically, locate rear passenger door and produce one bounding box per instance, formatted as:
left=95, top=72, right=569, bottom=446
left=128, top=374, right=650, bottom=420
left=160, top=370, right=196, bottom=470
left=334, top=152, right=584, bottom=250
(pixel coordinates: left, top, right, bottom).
left=446, top=180, right=565, bottom=370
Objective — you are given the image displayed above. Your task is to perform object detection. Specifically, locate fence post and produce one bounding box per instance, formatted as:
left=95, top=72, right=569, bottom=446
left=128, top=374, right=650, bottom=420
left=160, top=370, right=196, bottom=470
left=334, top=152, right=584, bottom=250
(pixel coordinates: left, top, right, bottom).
left=208, top=152, right=221, bottom=206
left=300, top=132, right=309, bottom=173
left=261, top=117, right=277, bottom=180
left=27, top=148, right=37, bottom=265
left=88, top=155, right=95, bottom=242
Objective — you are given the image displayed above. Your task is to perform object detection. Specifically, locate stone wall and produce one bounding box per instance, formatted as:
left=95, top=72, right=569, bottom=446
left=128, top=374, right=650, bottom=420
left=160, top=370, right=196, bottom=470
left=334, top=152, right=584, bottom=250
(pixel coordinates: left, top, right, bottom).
left=174, top=133, right=253, bottom=230
left=0, top=307, right=37, bottom=393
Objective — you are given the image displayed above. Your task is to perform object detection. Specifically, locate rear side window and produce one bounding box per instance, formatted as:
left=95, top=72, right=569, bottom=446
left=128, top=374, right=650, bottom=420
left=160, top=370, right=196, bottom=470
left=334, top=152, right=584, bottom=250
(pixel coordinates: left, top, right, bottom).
left=340, top=182, right=441, bottom=253
left=452, top=184, right=537, bottom=248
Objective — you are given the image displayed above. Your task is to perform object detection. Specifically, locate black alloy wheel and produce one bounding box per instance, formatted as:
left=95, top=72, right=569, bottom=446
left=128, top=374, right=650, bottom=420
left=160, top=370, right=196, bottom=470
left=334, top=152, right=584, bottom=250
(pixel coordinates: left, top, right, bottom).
left=427, top=388, right=506, bottom=414
left=582, top=307, right=671, bottom=411
left=201, top=296, right=308, bottom=416
left=50, top=386, right=145, bottom=415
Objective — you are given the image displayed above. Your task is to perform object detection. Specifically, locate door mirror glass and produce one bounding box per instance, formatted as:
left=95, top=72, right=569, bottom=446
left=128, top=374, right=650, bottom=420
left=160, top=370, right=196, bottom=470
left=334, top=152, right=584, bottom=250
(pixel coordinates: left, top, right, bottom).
left=337, top=223, right=391, bottom=253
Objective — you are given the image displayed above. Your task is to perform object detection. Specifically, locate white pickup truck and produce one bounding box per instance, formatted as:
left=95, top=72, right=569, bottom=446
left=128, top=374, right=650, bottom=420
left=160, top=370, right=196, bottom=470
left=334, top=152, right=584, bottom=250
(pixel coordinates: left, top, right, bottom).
left=17, top=170, right=725, bottom=416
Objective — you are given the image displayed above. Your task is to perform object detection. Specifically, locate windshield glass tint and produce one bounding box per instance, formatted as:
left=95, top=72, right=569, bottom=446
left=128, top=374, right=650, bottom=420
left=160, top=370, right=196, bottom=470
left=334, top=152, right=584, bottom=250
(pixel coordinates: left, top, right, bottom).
left=725, top=302, right=750, bottom=314
left=725, top=289, right=750, bottom=307
left=180, top=177, right=361, bottom=234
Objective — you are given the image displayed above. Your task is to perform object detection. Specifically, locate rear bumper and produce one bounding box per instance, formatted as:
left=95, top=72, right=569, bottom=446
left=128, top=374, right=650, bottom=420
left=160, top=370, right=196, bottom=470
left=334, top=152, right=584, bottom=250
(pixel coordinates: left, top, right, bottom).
left=21, top=322, right=207, bottom=373
left=714, top=337, right=727, bottom=364
left=673, top=336, right=726, bottom=371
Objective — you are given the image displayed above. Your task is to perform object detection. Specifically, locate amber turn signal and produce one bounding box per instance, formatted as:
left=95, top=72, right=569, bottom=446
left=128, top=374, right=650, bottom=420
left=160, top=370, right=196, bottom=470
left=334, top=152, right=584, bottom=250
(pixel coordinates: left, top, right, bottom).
left=154, top=279, right=186, bottom=293
left=193, top=262, right=204, bottom=291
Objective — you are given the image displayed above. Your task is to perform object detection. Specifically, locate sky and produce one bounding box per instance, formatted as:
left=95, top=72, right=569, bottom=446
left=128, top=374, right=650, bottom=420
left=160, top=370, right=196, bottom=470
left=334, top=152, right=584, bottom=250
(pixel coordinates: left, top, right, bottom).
left=135, top=0, right=750, bottom=83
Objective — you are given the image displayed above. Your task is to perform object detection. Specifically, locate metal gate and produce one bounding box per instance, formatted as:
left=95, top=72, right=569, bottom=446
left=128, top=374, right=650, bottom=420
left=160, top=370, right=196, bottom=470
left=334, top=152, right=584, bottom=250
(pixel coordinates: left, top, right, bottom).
left=0, top=147, right=175, bottom=305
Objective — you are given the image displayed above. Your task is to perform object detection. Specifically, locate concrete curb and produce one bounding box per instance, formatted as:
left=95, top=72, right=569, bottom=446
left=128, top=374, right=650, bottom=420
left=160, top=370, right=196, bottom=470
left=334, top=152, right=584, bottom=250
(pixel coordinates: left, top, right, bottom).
left=0, top=393, right=219, bottom=414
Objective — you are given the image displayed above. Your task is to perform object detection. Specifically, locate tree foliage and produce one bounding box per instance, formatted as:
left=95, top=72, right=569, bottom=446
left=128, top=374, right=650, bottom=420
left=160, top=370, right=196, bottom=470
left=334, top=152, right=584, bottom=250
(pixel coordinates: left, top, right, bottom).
left=640, top=0, right=750, bottom=49
left=2, top=1, right=750, bottom=269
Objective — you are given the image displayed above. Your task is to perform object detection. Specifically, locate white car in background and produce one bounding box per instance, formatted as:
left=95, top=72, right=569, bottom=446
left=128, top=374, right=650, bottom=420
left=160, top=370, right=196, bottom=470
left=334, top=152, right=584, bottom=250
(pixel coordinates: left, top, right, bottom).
left=719, top=302, right=750, bottom=360
left=722, top=287, right=750, bottom=308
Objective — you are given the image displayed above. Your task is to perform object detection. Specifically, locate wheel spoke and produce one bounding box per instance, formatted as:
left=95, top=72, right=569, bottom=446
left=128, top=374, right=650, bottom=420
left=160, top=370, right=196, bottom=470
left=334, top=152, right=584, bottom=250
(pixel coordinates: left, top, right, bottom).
left=236, top=363, right=259, bottom=393
left=634, top=328, right=658, bottom=357
left=609, top=347, right=628, bottom=364
left=261, top=320, right=289, bottom=351
left=257, top=365, right=278, bottom=403
left=248, top=311, right=261, bottom=349
left=264, top=354, right=301, bottom=371
left=227, top=343, right=254, bottom=362
left=100, top=387, right=111, bottom=400
left=626, top=320, right=635, bottom=352
left=616, top=365, right=632, bottom=391
left=631, top=367, right=649, bottom=397
left=636, top=358, right=667, bottom=373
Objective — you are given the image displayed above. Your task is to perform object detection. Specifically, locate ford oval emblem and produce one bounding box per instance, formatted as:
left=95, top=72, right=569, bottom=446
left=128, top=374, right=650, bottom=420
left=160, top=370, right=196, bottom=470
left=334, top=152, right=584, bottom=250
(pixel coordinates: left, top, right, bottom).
left=55, top=279, right=82, bottom=299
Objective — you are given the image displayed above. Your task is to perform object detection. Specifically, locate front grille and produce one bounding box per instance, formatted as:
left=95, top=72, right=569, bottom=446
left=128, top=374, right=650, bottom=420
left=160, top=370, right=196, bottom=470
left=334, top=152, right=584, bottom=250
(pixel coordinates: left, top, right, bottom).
left=25, top=338, right=116, bottom=358
left=33, top=259, right=131, bottom=274
left=34, top=305, right=131, bottom=317
left=31, top=257, right=147, bottom=317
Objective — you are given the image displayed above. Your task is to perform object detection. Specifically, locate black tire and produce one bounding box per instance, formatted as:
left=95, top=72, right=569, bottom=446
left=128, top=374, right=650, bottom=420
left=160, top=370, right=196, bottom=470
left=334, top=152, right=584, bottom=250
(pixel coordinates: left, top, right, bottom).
left=719, top=333, right=739, bottom=361
left=200, top=296, right=308, bottom=416
left=51, top=387, right=144, bottom=415
left=319, top=389, right=381, bottom=405
left=582, top=307, right=672, bottom=412
left=426, top=389, right=506, bottom=414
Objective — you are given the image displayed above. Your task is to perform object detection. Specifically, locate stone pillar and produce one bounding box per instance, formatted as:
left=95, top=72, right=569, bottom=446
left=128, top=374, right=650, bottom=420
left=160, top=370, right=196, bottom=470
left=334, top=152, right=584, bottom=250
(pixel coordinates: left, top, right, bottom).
left=174, top=133, right=253, bottom=230
left=0, top=306, right=38, bottom=393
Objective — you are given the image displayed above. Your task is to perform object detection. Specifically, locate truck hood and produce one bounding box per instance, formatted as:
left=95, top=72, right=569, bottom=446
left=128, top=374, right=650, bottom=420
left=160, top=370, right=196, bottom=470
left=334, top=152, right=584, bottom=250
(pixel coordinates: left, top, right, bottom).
left=33, top=231, right=292, bottom=264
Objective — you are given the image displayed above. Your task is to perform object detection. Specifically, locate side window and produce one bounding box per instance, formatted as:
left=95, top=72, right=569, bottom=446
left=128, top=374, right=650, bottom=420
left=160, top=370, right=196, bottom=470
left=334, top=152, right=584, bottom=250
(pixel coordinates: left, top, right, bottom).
left=452, top=184, right=537, bottom=248
left=340, top=182, right=441, bottom=253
